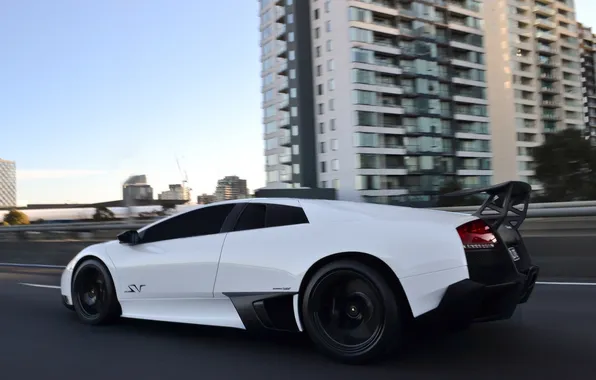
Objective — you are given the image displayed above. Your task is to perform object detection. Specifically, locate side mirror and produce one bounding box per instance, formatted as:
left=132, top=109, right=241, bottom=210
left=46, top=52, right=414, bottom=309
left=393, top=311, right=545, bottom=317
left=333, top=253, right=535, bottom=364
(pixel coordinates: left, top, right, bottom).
left=117, top=230, right=140, bottom=245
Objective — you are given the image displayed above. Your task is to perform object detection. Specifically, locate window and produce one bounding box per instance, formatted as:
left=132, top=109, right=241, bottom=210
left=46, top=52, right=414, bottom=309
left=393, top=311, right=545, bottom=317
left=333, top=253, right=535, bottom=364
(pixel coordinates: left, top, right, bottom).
left=326, top=40, right=332, bottom=51
left=288, top=32, right=295, bottom=42
left=289, top=50, right=295, bottom=60
left=291, top=125, right=299, bottom=136
left=332, top=159, right=339, bottom=171
left=326, top=20, right=331, bottom=32
left=291, top=106, right=298, bottom=117
left=290, top=88, right=297, bottom=98
left=290, top=69, right=296, bottom=79
left=314, top=8, right=319, bottom=19
left=325, top=0, right=330, bottom=12
left=315, top=27, right=320, bottom=39
left=320, top=141, right=326, bottom=153
left=288, top=13, right=294, bottom=24
left=232, top=203, right=309, bottom=232
left=266, top=204, right=309, bottom=227
left=140, top=204, right=235, bottom=243
left=233, top=203, right=267, bottom=231
left=293, top=163, right=300, bottom=174
left=316, top=46, right=321, bottom=57
left=318, top=103, right=324, bottom=115
left=292, top=144, right=299, bottom=155
left=331, top=139, right=338, bottom=150
left=319, top=122, right=325, bottom=134
left=332, top=179, right=340, bottom=189
left=321, top=161, right=327, bottom=172
left=330, top=118, right=336, bottom=130
left=328, top=79, right=335, bottom=91
left=327, top=59, right=335, bottom=71
left=317, top=65, right=322, bottom=76
left=329, top=98, right=335, bottom=111
left=318, top=84, right=323, bottom=95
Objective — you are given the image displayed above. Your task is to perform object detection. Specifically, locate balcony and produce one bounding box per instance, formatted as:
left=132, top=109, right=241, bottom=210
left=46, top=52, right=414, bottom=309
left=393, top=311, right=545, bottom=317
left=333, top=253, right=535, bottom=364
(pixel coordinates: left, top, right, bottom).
left=536, top=31, right=557, bottom=42
left=540, top=72, right=559, bottom=80
left=541, top=99, right=558, bottom=107
left=278, top=134, right=291, bottom=146
left=541, top=86, right=558, bottom=93
left=535, top=18, right=556, bottom=29
left=534, top=4, right=556, bottom=16
left=277, top=60, right=288, bottom=75
left=275, top=24, right=286, bottom=40
left=279, top=77, right=289, bottom=92
left=279, top=154, right=292, bottom=164
left=541, top=113, right=560, bottom=120
left=447, top=0, right=481, bottom=13
left=537, top=44, right=558, bottom=54
left=279, top=97, right=289, bottom=110
left=276, top=41, right=287, bottom=58
left=538, top=58, right=557, bottom=67
left=280, top=173, right=292, bottom=182
left=279, top=116, right=290, bottom=129
left=274, top=5, right=285, bottom=22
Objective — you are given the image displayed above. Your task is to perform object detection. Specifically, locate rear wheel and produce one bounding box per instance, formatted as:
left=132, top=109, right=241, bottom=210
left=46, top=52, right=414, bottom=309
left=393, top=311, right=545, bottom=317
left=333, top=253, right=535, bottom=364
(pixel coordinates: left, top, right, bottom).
left=301, top=259, right=407, bottom=364
left=71, top=259, right=120, bottom=325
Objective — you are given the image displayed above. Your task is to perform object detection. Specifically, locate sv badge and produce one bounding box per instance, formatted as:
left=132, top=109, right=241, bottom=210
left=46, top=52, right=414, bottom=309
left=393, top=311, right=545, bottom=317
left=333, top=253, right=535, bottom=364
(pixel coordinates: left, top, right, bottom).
left=124, top=284, right=146, bottom=293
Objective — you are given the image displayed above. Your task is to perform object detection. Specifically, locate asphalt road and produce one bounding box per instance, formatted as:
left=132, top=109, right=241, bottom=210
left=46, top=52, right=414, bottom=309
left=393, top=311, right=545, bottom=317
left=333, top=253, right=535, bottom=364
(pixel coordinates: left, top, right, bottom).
left=1, top=267, right=595, bottom=379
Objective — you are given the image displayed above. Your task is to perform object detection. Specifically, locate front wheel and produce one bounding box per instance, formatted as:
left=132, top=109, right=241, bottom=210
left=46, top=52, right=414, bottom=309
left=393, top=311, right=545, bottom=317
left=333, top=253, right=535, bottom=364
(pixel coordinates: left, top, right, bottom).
left=301, top=259, right=407, bottom=364
left=71, top=259, right=120, bottom=325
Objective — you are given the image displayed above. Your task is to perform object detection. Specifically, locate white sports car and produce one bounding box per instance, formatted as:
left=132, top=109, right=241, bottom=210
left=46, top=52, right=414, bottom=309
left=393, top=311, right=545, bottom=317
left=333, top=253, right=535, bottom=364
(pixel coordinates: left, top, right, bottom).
left=60, top=181, right=539, bottom=364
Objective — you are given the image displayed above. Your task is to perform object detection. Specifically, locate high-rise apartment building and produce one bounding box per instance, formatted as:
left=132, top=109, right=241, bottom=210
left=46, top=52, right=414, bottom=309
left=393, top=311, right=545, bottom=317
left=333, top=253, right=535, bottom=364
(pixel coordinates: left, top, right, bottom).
left=483, top=0, right=584, bottom=189
left=0, top=159, right=17, bottom=208
left=215, top=176, right=249, bottom=201
left=122, top=174, right=154, bottom=205
left=578, top=22, right=596, bottom=140
left=260, top=0, right=491, bottom=206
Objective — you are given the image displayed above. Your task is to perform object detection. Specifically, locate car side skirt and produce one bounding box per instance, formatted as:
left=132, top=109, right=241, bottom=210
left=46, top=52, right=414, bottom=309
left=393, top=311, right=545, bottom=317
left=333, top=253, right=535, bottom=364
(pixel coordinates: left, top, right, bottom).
left=223, top=292, right=302, bottom=333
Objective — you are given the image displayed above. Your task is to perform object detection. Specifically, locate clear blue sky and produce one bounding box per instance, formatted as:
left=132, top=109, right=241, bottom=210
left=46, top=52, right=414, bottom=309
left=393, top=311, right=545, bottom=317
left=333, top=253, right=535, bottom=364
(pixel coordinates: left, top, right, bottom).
left=0, top=0, right=263, bottom=204
left=1, top=1, right=596, bottom=205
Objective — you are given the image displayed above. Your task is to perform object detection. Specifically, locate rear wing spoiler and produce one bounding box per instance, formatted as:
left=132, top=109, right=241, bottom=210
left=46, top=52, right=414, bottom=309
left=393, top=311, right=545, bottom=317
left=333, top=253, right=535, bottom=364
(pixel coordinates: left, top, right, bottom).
left=441, top=181, right=532, bottom=230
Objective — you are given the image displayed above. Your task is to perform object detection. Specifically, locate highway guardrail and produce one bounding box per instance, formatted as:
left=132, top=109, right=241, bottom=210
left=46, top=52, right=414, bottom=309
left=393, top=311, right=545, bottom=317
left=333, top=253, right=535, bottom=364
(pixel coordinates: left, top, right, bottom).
left=1, top=202, right=596, bottom=233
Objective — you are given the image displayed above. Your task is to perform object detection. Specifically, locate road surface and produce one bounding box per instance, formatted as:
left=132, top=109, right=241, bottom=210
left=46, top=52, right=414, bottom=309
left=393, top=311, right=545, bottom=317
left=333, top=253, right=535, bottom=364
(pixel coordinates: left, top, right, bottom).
left=0, top=266, right=594, bottom=379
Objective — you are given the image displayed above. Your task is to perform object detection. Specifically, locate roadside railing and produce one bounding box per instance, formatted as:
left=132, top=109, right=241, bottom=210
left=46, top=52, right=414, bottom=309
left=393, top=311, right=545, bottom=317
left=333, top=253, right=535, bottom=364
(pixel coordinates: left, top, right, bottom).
left=2, top=201, right=596, bottom=235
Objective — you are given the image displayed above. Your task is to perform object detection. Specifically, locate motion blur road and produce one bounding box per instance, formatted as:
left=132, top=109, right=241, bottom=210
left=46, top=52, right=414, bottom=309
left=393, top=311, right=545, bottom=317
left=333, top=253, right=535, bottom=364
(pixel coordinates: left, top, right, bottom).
left=1, top=267, right=595, bottom=379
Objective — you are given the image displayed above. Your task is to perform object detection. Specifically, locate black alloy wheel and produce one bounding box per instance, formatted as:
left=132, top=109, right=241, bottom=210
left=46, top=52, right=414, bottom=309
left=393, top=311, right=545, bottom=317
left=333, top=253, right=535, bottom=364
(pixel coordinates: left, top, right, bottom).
left=301, top=259, right=406, bottom=364
left=71, top=259, right=120, bottom=325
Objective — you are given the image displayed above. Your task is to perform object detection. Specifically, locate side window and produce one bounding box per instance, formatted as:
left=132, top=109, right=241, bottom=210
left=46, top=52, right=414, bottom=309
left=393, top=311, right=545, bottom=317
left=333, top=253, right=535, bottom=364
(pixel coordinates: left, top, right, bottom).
left=232, top=203, right=309, bottom=232
left=234, top=204, right=266, bottom=232
left=265, top=204, right=309, bottom=228
left=141, top=204, right=235, bottom=244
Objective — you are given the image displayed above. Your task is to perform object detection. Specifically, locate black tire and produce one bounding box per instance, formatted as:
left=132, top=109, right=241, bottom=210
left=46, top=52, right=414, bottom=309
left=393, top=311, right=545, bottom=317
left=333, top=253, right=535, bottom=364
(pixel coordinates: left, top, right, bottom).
left=71, top=259, right=120, bottom=325
left=301, top=259, right=407, bottom=364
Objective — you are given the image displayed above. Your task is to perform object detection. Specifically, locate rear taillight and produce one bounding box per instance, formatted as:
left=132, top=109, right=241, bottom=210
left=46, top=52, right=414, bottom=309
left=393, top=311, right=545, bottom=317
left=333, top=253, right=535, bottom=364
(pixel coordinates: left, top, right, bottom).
left=457, top=219, right=497, bottom=249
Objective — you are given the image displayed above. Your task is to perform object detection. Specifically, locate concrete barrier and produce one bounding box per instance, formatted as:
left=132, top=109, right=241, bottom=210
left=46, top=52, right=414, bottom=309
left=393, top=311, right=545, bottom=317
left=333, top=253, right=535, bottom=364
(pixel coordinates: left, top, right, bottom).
left=0, top=233, right=594, bottom=281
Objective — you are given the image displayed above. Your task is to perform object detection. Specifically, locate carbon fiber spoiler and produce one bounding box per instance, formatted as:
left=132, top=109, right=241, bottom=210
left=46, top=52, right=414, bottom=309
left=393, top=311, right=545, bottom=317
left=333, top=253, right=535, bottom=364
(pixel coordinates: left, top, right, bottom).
left=442, top=181, right=532, bottom=230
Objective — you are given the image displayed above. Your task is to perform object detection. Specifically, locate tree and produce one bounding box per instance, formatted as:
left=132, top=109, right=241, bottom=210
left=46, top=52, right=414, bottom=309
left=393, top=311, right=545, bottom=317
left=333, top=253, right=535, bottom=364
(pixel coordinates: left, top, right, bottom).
left=436, top=180, right=483, bottom=207
left=532, top=128, right=596, bottom=202
left=3, top=209, right=30, bottom=225
left=92, top=206, right=115, bottom=221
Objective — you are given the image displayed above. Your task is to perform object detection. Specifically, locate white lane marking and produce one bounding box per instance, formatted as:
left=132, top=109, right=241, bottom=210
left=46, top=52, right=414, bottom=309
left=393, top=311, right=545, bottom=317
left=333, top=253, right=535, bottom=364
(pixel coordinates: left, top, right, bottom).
left=0, top=263, right=65, bottom=269
left=537, top=281, right=596, bottom=286
left=19, top=283, right=61, bottom=289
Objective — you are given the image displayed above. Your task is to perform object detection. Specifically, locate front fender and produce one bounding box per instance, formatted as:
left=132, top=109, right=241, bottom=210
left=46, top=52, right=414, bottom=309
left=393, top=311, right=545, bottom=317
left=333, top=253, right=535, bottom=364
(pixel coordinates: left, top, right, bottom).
left=60, top=242, right=118, bottom=306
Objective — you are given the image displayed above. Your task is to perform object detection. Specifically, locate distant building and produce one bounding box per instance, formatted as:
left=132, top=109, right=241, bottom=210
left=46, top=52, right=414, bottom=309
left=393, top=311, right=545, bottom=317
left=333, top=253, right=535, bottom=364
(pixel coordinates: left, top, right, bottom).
left=215, top=176, right=248, bottom=201
left=158, top=184, right=191, bottom=201
left=197, top=194, right=217, bottom=204
left=0, top=159, right=16, bottom=207
left=122, top=175, right=153, bottom=205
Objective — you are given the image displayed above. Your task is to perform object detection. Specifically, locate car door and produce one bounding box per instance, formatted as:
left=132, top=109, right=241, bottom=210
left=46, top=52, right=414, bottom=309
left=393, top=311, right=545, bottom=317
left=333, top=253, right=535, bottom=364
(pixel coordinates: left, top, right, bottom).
left=107, top=203, right=240, bottom=307
left=214, top=200, right=312, bottom=295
